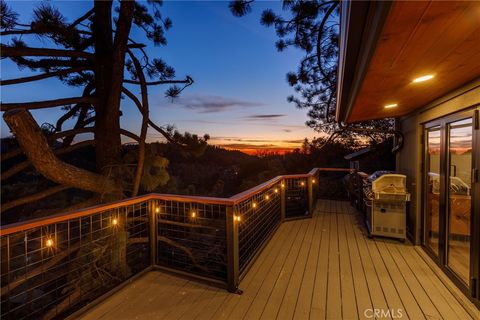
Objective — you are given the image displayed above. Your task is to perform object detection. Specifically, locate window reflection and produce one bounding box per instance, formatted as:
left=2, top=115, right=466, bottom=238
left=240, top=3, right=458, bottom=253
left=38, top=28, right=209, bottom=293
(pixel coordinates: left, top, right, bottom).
left=425, top=127, right=440, bottom=254
left=447, top=118, right=472, bottom=284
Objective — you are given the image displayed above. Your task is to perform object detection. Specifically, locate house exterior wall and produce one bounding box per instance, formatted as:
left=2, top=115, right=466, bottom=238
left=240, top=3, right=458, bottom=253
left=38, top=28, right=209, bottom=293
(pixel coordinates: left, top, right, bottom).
left=397, top=78, right=480, bottom=244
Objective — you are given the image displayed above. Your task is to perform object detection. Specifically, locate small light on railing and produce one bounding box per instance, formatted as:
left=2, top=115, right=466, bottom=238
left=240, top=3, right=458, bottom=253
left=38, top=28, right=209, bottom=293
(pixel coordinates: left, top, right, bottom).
left=265, top=195, right=270, bottom=200
left=301, top=181, right=305, bottom=187
left=274, top=188, right=279, bottom=193
left=191, top=211, right=197, bottom=218
left=45, top=238, right=54, bottom=248
left=312, top=179, right=316, bottom=184
left=234, top=215, right=241, bottom=222
left=112, top=218, right=118, bottom=226
left=252, top=202, right=257, bottom=208
left=155, top=207, right=160, bottom=214
left=281, top=183, right=285, bottom=188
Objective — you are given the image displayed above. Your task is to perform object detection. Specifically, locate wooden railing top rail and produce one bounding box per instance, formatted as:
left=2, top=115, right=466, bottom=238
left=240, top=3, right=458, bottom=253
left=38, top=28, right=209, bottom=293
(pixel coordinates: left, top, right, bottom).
left=0, top=167, right=355, bottom=236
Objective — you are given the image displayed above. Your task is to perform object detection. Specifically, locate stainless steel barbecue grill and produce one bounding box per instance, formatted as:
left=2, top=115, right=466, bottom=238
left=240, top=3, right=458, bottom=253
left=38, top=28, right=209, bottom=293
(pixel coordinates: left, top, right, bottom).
left=364, top=172, right=410, bottom=240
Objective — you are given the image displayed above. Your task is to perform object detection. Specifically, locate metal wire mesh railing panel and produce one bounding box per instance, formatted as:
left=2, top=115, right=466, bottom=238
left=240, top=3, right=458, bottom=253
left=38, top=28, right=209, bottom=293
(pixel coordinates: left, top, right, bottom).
left=285, top=177, right=309, bottom=219
left=0, top=201, right=151, bottom=320
left=317, top=170, right=349, bottom=200
left=154, top=200, right=228, bottom=281
left=237, top=183, right=282, bottom=275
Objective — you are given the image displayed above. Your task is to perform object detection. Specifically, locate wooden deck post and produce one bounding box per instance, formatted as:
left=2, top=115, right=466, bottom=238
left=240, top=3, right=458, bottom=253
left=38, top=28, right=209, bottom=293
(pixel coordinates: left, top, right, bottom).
left=226, top=205, right=240, bottom=293
left=280, top=179, right=286, bottom=222
left=149, top=200, right=157, bottom=266
left=307, top=176, right=313, bottom=217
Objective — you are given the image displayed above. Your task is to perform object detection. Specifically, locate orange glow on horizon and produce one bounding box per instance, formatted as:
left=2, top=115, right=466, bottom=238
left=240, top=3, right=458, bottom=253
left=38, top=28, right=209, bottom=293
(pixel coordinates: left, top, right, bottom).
left=221, top=146, right=295, bottom=155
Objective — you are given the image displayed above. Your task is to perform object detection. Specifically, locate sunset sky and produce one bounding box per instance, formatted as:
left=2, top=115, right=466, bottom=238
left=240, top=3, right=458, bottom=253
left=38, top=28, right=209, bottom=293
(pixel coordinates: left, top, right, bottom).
left=0, top=1, right=320, bottom=154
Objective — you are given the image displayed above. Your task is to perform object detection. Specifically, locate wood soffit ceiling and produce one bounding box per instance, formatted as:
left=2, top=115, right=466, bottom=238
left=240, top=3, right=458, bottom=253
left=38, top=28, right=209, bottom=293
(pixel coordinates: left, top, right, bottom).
left=348, top=1, right=480, bottom=122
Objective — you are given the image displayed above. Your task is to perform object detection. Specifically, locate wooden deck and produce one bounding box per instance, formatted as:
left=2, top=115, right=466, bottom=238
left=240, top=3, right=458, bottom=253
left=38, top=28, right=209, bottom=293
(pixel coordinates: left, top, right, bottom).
left=78, top=200, right=479, bottom=320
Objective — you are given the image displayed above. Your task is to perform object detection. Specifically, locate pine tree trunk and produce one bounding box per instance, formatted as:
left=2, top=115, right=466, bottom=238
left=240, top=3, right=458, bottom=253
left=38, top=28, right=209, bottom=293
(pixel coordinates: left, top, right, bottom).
left=92, top=1, right=119, bottom=177
left=92, top=1, right=134, bottom=201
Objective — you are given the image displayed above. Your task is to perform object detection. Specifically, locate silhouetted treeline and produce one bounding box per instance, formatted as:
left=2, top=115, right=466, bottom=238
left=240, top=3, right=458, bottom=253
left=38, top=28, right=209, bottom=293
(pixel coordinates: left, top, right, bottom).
left=1, top=136, right=395, bottom=224
left=150, top=137, right=396, bottom=197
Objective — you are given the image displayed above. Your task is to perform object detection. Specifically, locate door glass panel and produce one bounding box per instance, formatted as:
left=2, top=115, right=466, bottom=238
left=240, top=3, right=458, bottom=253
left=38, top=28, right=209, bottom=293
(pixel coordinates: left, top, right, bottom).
left=425, top=127, right=441, bottom=255
left=447, top=118, right=472, bottom=284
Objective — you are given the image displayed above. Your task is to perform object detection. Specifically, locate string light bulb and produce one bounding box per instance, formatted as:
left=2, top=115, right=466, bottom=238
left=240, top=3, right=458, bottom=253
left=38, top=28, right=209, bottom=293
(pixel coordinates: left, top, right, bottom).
left=301, top=181, right=305, bottom=186
left=312, top=179, right=316, bottom=184
left=155, top=207, right=160, bottom=213
left=112, top=218, right=118, bottom=226
left=235, top=215, right=241, bottom=222
left=45, top=238, right=54, bottom=248
left=191, top=211, right=196, bottom=218
left=252, top=202, right=257, bottom=208
left=281, top=183, right=285, bottom=188
left=265, top=195, right=270, bottom=200
left=274, top=188, right=279, bottom=193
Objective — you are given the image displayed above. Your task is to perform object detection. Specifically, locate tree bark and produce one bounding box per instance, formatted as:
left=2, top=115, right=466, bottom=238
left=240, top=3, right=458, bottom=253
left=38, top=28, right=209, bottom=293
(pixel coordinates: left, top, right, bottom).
left=93, top=1, right=114, bottom=174
left=93, top=1, right=134, bottom=181
left=1, top=140, right=95, bottom=181
left=3, top=109, right=120, bottom=195
left=1, top=128, right=139, bottom=162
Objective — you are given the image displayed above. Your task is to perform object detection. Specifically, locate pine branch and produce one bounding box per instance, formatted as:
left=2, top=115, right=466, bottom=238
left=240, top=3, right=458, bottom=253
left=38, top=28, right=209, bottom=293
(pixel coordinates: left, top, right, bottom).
left=123, top=77, right=193, bottom=86
left=3, top=109, right=120, bottom=195
left=55, top=104, right=83, bottom=132
left=0, top=67, right=89, bottom=86
left=122, top=87, right=181, bottom=145
left=126, top=50, right=148, bottom=197
left=1, top=127, right=138, bottom=162
left=1, top=185, right=70, bottom=213
left=0, top=96, right=97, bottom=111
left=316, top=2, right=338, bottom=86
left=157, top=235, right=209, bottom=273
left=120, top=129, right=141, bottom=142
left=1, top=44, right=94, bottom=59
left=1, top=140, right=94, bottom=181
left=6, top=56, right=91, bottom=69
left=0, top=29, right=92, bottom=36
left=0, top=128, right=93, bottom=162
left=68, top=8, right=94, bottom=29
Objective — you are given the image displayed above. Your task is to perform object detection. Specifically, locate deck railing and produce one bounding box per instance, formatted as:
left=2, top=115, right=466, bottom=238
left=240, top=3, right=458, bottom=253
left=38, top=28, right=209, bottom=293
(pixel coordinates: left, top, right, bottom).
left=0, top=167, right=353, bottom=319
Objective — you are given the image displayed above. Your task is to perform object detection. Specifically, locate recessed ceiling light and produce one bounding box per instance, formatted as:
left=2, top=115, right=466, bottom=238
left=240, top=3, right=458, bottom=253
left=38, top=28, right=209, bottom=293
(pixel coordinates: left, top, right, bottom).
left=412, top=74, right=434, bottom=83
left=384, top=103, right=398, bottom=109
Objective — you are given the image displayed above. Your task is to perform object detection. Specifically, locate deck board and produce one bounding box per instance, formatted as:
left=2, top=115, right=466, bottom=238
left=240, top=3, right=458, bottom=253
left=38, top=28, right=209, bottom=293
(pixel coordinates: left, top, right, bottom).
left=79, top=200, right=477, bottom=320
left=292, top=205, right=324, bottom=320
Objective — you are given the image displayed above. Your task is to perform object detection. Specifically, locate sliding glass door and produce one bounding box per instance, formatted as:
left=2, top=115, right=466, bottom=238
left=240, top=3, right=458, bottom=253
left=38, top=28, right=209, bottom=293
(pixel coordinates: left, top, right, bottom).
left=425, top=126, right=441, bottom=256
left=446, top=118, right=473, bottom=285
left=423, top=109, right=479, bottom=303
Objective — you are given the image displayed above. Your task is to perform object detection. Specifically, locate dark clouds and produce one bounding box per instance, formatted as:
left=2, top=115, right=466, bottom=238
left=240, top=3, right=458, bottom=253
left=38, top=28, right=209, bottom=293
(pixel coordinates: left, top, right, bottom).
left=242, top=114, right=286, bottom=120
left=175, top=94, right=264, bottom=113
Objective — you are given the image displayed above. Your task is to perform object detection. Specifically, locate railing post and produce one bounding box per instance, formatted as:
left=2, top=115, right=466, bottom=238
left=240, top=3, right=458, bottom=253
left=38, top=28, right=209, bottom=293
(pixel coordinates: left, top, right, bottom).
left=280, top=178, right=286, bottom=222
left=307, top=176, right=314, bottom=217
left=149, top=200, right=157, bottom=266
left=226, top=205, right=240, bottom=293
